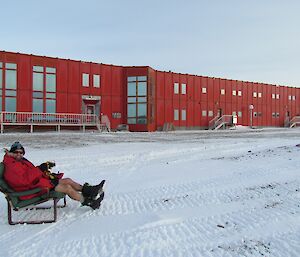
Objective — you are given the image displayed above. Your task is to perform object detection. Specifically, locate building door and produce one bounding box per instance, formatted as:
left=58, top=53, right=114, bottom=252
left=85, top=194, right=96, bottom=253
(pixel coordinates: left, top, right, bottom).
left=217, top=108, right=223, bottom=117
left=86, top=105, right=95, bottom=115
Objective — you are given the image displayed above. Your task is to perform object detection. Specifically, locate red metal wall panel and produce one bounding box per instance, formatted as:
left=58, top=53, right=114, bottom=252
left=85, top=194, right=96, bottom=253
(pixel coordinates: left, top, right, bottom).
left=156, top=71, right=165, bottom=100
left=68, top=61, right=80, bottom=93
left=2, top=50, right=300, bottom=131
left=187, top=76, right=194, bottom=127
left=101, top=65, right=112, bottom=96
left=193, top=76, right=201, bottom=127
left=111, top=66, right=122, bottom=97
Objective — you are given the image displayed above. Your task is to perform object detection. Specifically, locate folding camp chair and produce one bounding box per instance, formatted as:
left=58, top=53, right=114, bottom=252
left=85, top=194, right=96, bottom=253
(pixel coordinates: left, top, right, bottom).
left=0, top=162, right=66, bottom=225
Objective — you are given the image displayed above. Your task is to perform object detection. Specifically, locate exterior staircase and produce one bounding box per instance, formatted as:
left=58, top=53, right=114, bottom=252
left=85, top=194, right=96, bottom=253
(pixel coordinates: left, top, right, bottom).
left=209, top=115, right=234, bottom=130
left=289, top=116, right=300, bottom=128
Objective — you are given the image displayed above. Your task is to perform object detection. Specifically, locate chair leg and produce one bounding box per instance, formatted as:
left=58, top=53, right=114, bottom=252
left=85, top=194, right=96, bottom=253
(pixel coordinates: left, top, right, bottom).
left=7, top=200, right=13, bottom=225
left=58, top=196, right=67, bottom=208
left=7, top=198, right=60, bottom=225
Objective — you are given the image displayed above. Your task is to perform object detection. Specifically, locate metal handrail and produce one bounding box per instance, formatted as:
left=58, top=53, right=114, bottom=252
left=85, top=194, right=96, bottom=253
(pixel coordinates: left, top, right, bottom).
left=208, top=116, right=220, bottom=129
left=209, top=115, right=233, bottom=130
left=289, top=116, right=300, bottom=128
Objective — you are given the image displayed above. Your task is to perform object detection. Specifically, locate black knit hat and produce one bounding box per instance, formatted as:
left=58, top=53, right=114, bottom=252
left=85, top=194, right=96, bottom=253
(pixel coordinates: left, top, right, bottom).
left=9, top=142, right=25, bottom=154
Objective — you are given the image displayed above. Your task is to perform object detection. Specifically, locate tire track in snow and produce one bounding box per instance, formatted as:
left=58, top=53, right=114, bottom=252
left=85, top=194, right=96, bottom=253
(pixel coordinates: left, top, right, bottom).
left=15, top=195, right=300, bottom=257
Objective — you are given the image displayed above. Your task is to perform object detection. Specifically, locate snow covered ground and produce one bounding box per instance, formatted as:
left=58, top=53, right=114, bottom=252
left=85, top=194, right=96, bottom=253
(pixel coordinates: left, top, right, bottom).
left=0, top=128, right=299, bottom=257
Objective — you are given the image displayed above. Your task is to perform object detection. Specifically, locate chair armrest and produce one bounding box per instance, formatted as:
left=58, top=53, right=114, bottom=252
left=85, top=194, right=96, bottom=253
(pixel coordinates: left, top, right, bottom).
left=9, top=188, right=42, bottom=197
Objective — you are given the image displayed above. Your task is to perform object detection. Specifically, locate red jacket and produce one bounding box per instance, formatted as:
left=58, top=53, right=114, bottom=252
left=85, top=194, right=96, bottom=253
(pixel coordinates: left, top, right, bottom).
left=3, top=154, right=54, bottom=200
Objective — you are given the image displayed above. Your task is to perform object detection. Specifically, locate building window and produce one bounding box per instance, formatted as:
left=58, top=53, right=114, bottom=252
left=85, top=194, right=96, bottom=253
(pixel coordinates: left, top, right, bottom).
left=253, top=112, right=257, bottom=117
left=202, top=110, right=207, bottom=117
left=208, top=110, right=213, bottom=117
left=202, top=87, right=207, bottom=93
left=82, top=73, right=89, bottom=87
left=272, top=112, right=276, bottom=117
left=258, top=92, right=262, bottom=98
left=174, top=109, right=179, bottom=121
left=288, top=95, right=292, bottom=100
left=181, top=84, right=186, bottom=94
left=276, top=94, right=280, bottom=99
left=220, top=89, right=225, bottom=95
left=238, top=91, right=242, bottom=96
left=181, top=109, right=186, bottom=120
left=33, top=66, right=56, bottom=113
left=272, top=94, right=275, bottom=99
left=93, top=74, right=100, bottom=88
left=174, top=83, right=179, bottom=94
left=238, top=111, right=242, bottom=117
left=292, top=95, right=296, bottom=101
left=276, top=113, right=279, bottom=117
left=0, top=62, right=17, bottom=112
left=232, top=111, right=237, bottom=116
left=253, top=92, right=257, bottom=98
left=127, top=76, right=147, bottom=124
left=232, top=90, right=236, bottom=96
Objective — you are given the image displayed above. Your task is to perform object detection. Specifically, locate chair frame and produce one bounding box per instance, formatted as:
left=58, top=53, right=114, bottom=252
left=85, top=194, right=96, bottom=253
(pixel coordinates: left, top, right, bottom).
left=0, top=161, right=67, bottom=225
left=1, top=188, right=67, bottom=225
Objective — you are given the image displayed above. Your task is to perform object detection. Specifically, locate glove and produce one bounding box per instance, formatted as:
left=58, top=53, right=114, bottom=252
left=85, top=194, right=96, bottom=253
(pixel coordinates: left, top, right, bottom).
left=39, top=163, right=49, bottom=172
left=38, top=161, right=56, bottom=172
left=47, top=161, right=56, bottom=169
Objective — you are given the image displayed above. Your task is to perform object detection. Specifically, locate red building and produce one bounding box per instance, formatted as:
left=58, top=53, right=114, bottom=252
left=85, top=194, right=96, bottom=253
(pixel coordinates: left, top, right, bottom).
left=0, top=50, right=299, bottom=132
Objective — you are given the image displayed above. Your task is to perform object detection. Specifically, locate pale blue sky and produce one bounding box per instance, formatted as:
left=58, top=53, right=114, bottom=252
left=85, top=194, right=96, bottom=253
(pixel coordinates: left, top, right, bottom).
left=2, top=0, right=300, bottom=87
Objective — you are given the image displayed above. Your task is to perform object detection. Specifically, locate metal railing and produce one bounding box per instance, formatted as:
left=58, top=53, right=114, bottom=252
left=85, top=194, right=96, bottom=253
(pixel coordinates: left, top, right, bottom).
left=209, top=115, right=234, bottom=130
left=208, top=116, right=220, bottom=130
left=0, top=112, right=104, bottom=133
left=289, top=116, right=300, bottom=128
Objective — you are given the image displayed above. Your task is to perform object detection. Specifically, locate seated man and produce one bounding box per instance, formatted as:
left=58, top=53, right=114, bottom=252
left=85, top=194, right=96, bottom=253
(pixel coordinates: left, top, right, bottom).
left=3, top=142, right=105, bottom=210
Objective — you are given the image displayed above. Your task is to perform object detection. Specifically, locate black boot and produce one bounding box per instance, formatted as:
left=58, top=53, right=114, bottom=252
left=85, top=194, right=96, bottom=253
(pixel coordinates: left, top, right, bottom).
left=82, top=180, right=105, bottom=200
left=82, top=192, right=105, bottom=210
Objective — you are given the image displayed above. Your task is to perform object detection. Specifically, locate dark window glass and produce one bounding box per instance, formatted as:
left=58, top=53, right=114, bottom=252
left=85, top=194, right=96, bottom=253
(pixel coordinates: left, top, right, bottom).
left=33, top=99, right=43, bottom=113
left=33, top=73, right=44, bottom=91
left=46, top=93, right=56, bottom=99
left=82, top=73, right=89, bottom=87
left=137, top=82, right=147, bottom=96
left=5, top=70, right=17, bottom=89
left=33, top=92, right=43, bottom=98
left=33, top=66, right=44, bottom=72
left=128, top=97, right=136, bottom=103
left=93, top=74, right=100, bottom=87
left=5, top=90, right=17, bottom=96
left=128, top=82, right=136, bottom=96
left=46, top=74, right=56, bottom=92
left=127, top=104, right=136, bottom=117
left=46, top=99, right=56, bottom=113
left=137, top=76, right=147, bottom=81
left=46, top=67, right=56, bottom=73
left=137, top=97, right=147, bottom=103
left=127, top=76, right=136, bottom=82
left=127, top=118, right=136, bottom=124
left=137, top=118, right=147, bottom=124
left=5, top=63, right=17, bottom=69
left=137, top=103, right=146, bottom=117
left=5, top=97, right=16, bottom=112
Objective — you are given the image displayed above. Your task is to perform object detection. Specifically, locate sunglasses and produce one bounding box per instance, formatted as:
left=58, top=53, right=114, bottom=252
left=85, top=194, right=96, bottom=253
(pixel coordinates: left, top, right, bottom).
left=14, top=150, right=24, bottom=154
